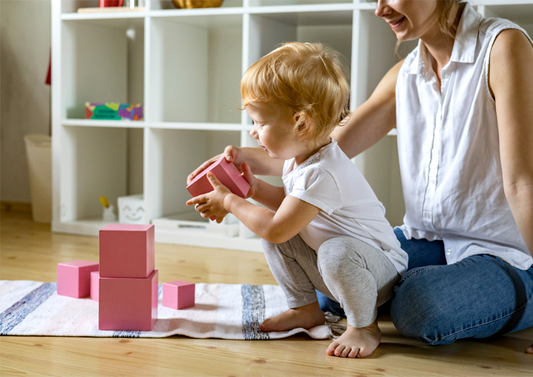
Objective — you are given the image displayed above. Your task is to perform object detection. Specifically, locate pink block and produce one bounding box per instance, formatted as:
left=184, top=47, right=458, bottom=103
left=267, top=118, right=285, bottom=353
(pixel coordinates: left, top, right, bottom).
left=57, top=261, right=99, bottom=298
left=98, top=270, right=159, bottom=331
left=99, top=224, right=155, bottom=278
left=163, top=280, right=195, bottom=310
left=187, top=156, right=250, bottom=198
left=90, top=271, right=99, bottom=302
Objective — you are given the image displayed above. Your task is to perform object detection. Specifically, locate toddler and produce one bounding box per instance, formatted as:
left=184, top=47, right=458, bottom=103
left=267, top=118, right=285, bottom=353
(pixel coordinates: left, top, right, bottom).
left=187, top=42, right=408, bottom=358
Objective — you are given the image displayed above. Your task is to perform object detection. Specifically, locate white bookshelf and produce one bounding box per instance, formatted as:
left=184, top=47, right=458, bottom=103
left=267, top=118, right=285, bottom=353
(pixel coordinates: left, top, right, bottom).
left=51, top=0, right=533, bottom=252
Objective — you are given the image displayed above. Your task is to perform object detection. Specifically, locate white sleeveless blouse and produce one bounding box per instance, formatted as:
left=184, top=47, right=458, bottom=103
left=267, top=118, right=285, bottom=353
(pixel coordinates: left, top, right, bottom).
left=396, top=2, right=533, bottom=270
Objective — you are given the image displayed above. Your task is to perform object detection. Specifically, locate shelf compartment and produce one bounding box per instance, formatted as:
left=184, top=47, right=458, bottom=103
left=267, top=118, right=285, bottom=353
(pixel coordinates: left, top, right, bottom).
left=245, top=10, right=353, bottom=84
left=249, top=0, right=353, bottom=7
left=152, top=211, right=240, bottom=236
left=149, top=14, right=243, bottom=123
left=145, top=128, right=242, bottom=221
left=61, top=17, right=144, bottom=120
left=481, top=3, right=533, bottom=35
left=150, top=0, right=244, bottom=11
left=59, top=126, right=144, bottom=223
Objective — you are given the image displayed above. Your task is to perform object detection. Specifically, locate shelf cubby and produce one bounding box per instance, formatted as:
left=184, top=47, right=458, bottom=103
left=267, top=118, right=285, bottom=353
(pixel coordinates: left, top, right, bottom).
left=145, top=128, right=241, bottom=222
left=149, top=14, right=243, bottom=123
left=61, top=17, right=145, bottom=120
left=60, top=126, right=144, bottom=225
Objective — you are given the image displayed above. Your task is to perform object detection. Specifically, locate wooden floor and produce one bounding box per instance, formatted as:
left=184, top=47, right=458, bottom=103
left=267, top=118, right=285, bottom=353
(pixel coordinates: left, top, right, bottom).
left=1, top=209, right=532, bottom=376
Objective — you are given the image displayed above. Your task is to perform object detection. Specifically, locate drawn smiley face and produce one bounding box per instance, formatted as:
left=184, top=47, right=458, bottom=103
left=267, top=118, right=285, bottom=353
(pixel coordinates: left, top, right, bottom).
left=122, top=204, right=144, bottom=222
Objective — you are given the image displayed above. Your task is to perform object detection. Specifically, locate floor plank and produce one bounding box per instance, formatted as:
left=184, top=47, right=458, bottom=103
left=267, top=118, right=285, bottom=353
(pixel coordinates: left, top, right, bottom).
left=1, top=210, right=532, bottom=376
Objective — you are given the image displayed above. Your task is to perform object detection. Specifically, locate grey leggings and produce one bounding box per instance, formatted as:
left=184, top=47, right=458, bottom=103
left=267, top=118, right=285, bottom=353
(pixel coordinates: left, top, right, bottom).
left=262, top=235, right=400, bottom=328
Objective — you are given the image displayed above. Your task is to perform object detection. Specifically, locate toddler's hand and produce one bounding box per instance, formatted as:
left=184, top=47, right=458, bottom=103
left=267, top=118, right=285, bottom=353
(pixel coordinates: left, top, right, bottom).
left=186, top=173, right=231, bottom=223
left=241, top=162, right=258, bottom=199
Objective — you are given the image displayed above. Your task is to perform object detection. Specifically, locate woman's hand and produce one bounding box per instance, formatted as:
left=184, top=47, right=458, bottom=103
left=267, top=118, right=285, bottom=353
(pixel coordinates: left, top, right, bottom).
left=526, top=344, right=533, bottom=354
left=186, top=173, right=233, bottom=223
left=187, top=145, right=244, bottom=185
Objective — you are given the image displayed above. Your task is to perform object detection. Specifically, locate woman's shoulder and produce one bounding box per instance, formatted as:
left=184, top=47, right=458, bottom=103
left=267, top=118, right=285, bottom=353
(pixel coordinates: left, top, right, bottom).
left=479, top=14, right=528, bottom=40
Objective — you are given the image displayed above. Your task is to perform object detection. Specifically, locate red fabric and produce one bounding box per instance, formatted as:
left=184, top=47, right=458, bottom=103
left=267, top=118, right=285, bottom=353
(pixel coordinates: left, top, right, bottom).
left=45, top=51, right=51, bottom=85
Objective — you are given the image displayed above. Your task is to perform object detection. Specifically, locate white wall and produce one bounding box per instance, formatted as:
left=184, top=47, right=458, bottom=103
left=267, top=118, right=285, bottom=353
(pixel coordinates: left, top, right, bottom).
left=1, top=0, right=51, bottom=203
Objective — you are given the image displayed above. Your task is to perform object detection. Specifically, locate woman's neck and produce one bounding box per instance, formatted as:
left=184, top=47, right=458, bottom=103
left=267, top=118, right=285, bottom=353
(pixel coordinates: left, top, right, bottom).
left=421, top=2, right=463, bottom=81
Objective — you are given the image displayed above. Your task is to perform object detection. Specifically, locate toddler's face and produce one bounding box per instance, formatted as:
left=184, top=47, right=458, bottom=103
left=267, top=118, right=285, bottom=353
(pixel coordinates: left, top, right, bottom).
left=246, top=102, right=309, bottom=164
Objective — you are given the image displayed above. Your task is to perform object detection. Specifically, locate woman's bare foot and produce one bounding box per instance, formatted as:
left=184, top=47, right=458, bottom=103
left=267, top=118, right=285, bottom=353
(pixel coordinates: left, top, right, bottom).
left=260, top=302, right=325, bottom=332
left=326, top=320, right=382, bottom=358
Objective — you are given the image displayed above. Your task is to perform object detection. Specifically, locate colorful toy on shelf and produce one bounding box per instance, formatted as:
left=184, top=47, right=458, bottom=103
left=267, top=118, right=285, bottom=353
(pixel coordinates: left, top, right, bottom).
left=57, top=261, right=99, bottom=298
left=99, top=224, right=155, bottom=278
left=163, top=280, right=195, bottom=310
left=98, top=223, right=158, bottom=331
left=186, top=155, right=250, bottom=198
left=85, top=102, right=143, bottom=121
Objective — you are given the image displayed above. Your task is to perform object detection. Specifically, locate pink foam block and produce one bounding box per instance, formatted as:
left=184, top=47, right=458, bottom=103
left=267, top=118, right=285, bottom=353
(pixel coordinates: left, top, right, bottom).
left=57, top=261, right=99, bottom=298
left=98, top=270, right=159, bottom=331
left=99, top=224, right=155, bottom=278
left=187, top=156, right=250, bottom=198
left=163, top=280, right=195, bottom=309
left=90, top=271, right=99, bottom=302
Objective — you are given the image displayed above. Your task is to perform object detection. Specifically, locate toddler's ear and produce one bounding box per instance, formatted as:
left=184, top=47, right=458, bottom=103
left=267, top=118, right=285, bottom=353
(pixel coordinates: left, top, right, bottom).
left=293, top=112, right=312, bottom=140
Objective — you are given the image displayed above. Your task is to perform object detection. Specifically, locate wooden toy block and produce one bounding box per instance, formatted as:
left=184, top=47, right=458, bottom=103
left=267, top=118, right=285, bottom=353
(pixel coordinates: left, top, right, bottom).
left=57, top=260, right=99, bottom=298
left=98, top=270, right=159, bottom=331
left=187, top=156, right=250, bottom=198
left=163, top=280, right=195, bottom=310
left=90, top=271, right=99, bottom=302
left=99, top=224, right=155, bottom=278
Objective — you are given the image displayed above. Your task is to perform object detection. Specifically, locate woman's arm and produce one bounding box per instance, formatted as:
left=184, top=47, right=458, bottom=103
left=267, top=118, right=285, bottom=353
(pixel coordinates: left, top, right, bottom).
left=332, top=59, right=404, bottom=159
left=490, top=29, right=533, bottom=258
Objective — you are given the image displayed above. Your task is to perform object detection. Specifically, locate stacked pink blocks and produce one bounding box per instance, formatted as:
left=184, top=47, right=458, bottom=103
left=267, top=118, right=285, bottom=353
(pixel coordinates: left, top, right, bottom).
left=98, top=224, right=158, bottom=331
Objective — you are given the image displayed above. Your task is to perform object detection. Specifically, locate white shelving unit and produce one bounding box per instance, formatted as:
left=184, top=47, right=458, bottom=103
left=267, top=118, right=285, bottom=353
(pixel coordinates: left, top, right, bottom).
left=51, top=0, right=533, bottom=252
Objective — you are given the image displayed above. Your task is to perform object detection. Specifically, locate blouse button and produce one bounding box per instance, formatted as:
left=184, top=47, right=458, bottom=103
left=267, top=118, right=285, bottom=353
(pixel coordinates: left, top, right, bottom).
left=446, top=249, right=452, bottom=256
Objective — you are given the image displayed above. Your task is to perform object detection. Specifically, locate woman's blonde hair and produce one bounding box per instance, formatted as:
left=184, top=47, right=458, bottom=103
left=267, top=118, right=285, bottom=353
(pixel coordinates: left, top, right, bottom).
left=437, top=0, right=462, bottom=41
left=240, top=42, right=350, bottom=143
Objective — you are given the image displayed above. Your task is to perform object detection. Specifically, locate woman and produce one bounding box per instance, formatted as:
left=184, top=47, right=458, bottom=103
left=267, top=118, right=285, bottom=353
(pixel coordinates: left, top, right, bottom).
left=188, top=0, right=533, bottom=353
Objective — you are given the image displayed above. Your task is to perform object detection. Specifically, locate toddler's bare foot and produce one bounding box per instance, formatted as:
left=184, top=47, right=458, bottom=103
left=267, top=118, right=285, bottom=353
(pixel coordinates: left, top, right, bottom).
left=326, top=320, right=382, bottom=358
left=260, top=302, right=325, bottom=332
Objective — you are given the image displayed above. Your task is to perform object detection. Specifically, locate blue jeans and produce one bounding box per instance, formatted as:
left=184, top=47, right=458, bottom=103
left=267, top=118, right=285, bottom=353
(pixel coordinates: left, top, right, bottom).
left=317, top=228, right=533, bottom=345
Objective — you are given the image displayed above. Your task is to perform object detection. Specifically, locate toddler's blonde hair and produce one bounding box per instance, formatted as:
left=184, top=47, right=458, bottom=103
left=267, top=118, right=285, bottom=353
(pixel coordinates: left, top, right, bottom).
left=241, top=42, right=350, bottom=143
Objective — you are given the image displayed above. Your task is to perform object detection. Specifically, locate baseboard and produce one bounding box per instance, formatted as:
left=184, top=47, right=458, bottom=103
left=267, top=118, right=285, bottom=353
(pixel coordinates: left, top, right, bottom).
left=0, top=201, right=32, bottom=212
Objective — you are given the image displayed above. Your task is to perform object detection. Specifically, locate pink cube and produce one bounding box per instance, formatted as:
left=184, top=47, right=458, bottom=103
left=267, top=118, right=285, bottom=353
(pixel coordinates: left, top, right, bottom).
left=187, top=156, right=250, bottom=198
left=90, top=271, right=99, bottom=302
left=163, top=280, right=195, bottom=310
left=57, top=260, right=99, bottom=298
left=99, top=270, right=159, bottom=331
left=99, top=224, right=155, bottom=278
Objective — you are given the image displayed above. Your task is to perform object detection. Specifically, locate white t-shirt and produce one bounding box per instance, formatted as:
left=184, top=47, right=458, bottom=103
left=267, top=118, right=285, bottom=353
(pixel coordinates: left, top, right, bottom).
left=283, top=139, right=408, bottom=275
left=396, top=2, right=533, bottom=270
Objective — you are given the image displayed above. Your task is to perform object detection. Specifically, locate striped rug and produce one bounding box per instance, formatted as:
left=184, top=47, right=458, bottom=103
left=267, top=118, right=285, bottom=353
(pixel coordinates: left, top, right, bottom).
left=0, top=280, right=341, bottom=339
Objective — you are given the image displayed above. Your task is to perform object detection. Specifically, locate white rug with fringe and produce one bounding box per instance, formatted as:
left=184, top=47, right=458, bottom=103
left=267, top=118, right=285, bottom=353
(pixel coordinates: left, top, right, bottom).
left=0, top=280, right=344, bottom=339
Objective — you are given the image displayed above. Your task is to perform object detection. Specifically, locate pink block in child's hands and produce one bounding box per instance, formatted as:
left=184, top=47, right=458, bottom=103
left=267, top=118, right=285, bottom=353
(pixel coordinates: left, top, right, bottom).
left=57, top=261, right=99, bottom=298
left=98, top=270, right=159, bottom=331
left=99, top=224, right=155, bottom=278
left=90, top=271, right=99, bottom=302
left=162, top=280, right=195, bottom=309
left=187, top=156, right=250, bottom=198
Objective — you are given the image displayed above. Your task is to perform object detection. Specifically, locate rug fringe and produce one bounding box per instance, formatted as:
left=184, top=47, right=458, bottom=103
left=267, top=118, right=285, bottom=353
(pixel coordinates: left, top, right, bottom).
left=324, top=311, right=346, bottom=339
